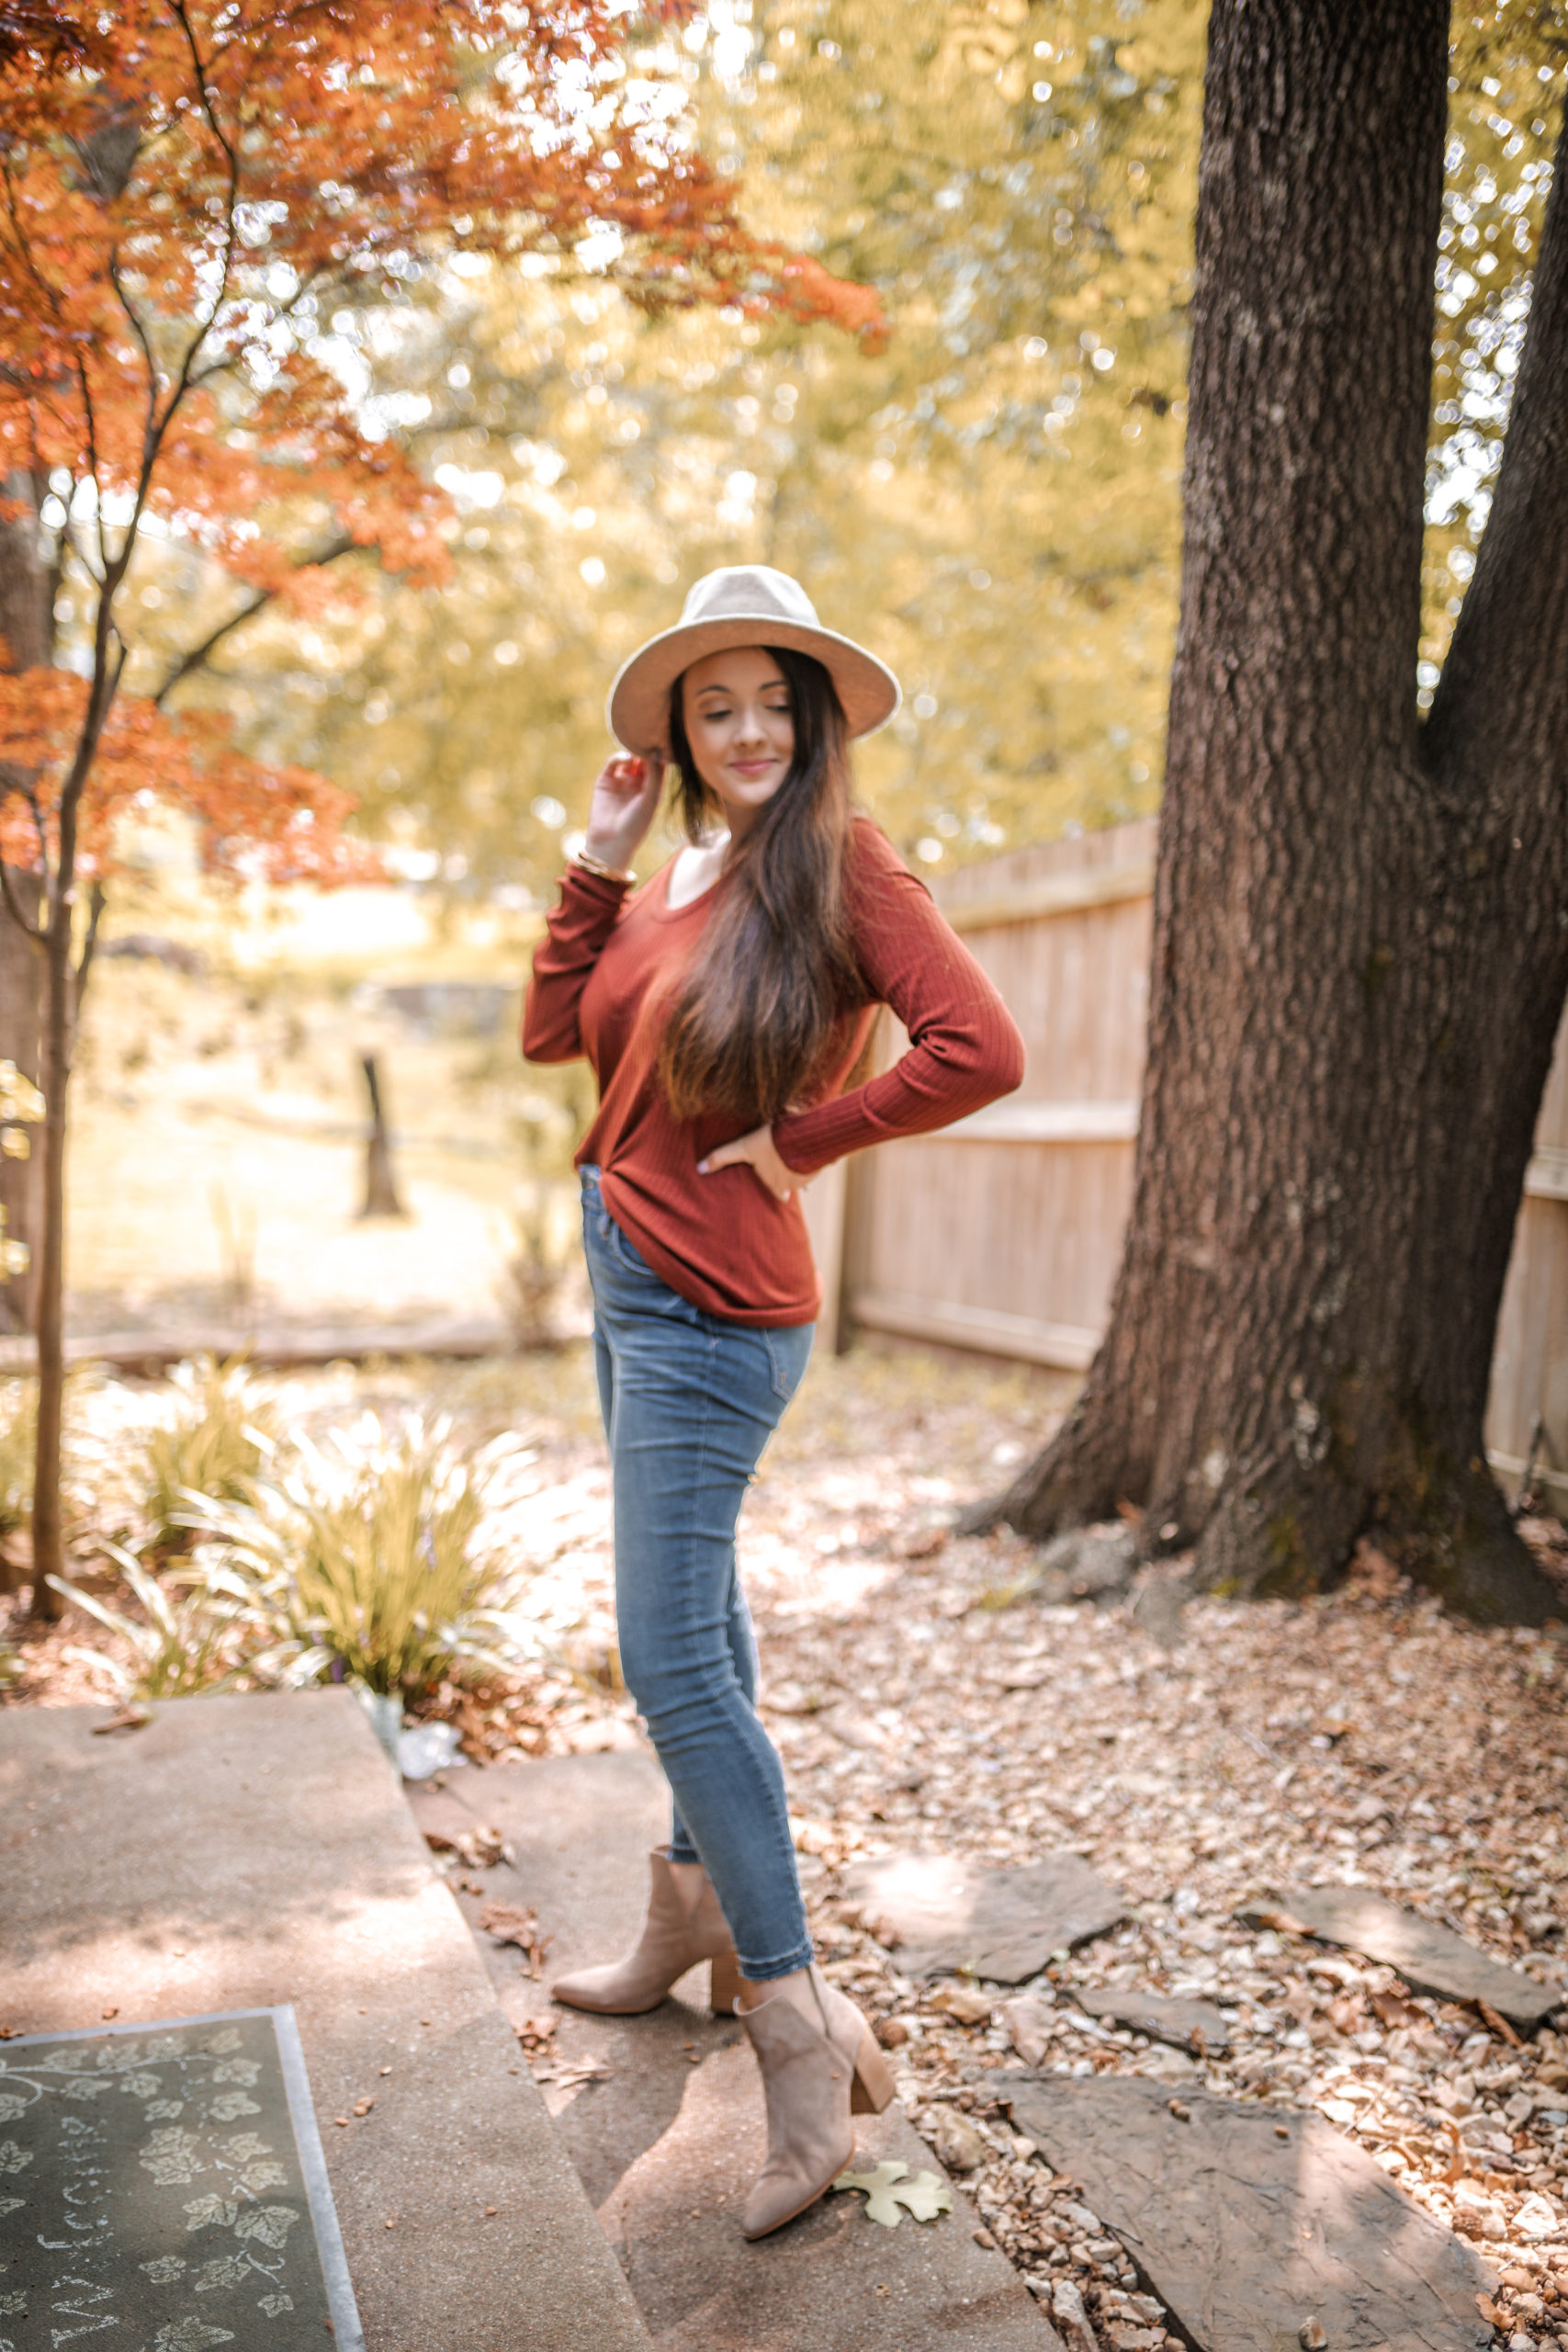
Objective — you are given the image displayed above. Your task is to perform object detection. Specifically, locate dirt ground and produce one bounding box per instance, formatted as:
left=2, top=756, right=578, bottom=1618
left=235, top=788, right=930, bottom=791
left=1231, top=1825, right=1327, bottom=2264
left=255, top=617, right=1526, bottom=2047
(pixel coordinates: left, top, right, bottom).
left=60, top=933, right=584, bottom=1341
left=6, top=1339, right=1568, bottom=2346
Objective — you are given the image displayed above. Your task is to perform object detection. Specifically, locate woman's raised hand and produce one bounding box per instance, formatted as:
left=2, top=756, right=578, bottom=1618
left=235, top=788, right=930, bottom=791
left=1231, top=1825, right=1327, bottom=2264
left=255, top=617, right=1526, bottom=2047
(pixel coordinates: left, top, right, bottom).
left=698, top=1124, right=808, bottom=1202
left=584, top=753, right=663, bottom=874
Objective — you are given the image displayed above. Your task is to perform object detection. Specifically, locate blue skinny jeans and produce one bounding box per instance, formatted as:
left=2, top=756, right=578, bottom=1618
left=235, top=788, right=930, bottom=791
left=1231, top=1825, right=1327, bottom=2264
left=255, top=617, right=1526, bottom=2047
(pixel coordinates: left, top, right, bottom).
left=581, top=1165, right=815, bottom=1981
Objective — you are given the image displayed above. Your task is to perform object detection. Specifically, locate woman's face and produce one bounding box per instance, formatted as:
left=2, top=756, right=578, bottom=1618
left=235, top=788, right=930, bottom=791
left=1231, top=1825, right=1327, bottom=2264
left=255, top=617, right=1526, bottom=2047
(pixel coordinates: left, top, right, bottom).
left=679, top=647, right=795, bottom=838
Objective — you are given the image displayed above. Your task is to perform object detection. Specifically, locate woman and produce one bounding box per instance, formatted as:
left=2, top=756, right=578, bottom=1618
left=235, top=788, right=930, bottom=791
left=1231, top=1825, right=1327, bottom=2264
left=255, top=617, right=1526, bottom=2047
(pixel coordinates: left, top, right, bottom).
left=522, top=564, right=1024, bottom=2239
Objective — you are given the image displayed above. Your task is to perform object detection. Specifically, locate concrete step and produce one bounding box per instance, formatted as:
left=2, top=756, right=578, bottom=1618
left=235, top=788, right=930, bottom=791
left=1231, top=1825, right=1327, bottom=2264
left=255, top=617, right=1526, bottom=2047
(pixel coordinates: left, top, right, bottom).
left=411, top=1748, right=1060, bottom=2352
left=0, top=1690, right=649, bottom=2351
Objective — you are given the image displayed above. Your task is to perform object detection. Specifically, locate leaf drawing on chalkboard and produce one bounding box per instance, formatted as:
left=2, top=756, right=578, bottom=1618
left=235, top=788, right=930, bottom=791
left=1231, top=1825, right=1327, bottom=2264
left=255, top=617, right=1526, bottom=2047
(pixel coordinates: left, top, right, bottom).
left=152, top=2321, right=235, bottom=2349
left=141, top=2125, right=206, bottom=2183
left=234, top=2205, right=300, bottom=2249
left=238, top=2160, right=288, bottom=2192
left=195, top=2256, right=254, bottom=2290
left=210, top=2059, right=261, bottom=2086
left=183, top=2196, right=238, bottom=2231
left=209, top=2093, right=262, bottom=2121
left=0, top=2141, right=32, bottom=2174
left=831, top=2158, right=953, bottom=2226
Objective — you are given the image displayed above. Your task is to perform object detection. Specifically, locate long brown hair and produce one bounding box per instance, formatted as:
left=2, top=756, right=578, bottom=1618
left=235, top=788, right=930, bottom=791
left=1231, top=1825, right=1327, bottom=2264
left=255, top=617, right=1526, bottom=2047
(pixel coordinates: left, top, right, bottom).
left=658, top=645, right=859, bottom=1123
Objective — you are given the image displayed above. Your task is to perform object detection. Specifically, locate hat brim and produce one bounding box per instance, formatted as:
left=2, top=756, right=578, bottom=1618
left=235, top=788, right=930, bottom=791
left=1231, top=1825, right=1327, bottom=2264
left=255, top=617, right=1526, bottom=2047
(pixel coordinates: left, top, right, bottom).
left=606, top=616, right=901, bottom=758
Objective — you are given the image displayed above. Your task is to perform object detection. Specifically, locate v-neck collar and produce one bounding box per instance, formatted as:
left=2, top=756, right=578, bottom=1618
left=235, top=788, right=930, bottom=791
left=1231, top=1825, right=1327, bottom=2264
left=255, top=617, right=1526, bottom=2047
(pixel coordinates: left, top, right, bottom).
left=653, top=850, right=725, bottom=922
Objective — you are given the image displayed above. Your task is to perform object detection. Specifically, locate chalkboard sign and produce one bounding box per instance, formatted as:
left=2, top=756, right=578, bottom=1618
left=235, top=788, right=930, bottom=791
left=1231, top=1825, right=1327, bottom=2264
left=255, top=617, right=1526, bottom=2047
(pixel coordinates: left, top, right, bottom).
left=0, top=2007, right=363, bottom=2351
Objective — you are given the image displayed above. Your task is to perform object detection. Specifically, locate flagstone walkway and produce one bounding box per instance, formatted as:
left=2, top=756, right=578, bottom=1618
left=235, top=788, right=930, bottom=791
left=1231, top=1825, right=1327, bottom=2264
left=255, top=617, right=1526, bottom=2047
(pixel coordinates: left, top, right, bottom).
left=0, top=1691, right=647, bottom=2352
left=407, top=1747, right=1055, bottom=2351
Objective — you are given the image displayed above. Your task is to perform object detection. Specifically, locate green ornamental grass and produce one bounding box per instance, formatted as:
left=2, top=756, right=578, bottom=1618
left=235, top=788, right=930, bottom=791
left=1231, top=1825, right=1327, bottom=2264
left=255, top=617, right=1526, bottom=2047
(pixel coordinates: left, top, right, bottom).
left=175, top=1414, right=542, bottom=1699
left=144, top=1353, right=278, bottom=1547
left=49, top=1544, right=253, bottom=1703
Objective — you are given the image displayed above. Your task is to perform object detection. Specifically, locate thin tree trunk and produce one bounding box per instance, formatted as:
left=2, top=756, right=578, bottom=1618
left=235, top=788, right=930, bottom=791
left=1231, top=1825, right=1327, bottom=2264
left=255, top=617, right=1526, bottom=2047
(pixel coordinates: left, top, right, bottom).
left=0, top=472, right=52, bottom=1337
left=358, top=1053, right=405, bottom=1218
left=984, top=0, right=1566, bottom=1624
left=28, top=900, right=73, bottom=1617
left=0, top=868, right=43, bottom=1335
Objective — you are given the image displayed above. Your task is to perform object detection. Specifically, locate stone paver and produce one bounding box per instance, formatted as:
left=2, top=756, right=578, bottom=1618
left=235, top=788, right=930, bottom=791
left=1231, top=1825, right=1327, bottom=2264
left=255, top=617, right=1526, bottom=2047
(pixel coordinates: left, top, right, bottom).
left=1001, top=2069, right=1497, bottom=2352
left=1240, top=1886, right=1564, bottom=2030
left=412, top=1748, right=1061, bottom=2351
left=840, top=1850, right=1126, bottom=1984
left=1068, top=1988, right=1232, bottom=2054
left=0, top=1692, right=648, bottom=2352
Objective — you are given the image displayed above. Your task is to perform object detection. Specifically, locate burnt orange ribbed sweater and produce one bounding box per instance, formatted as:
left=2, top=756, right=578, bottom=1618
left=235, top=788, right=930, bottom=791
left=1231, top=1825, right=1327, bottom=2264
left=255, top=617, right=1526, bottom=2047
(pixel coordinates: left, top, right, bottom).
left=522, top=816, right=1024, bottom=1325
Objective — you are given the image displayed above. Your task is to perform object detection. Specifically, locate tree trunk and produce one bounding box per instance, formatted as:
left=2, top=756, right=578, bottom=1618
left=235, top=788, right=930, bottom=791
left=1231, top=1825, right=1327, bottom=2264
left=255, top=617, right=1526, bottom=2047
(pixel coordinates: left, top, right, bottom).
left=358, top=1053, right=405, bottom=1218
left=27, top=893, right=73, bottom=1619
left=986, top=0, right=1568, bottom=1624
left=0, top=866, right=43, bottom=1335
left=0, top=472, right=51, bottom=1336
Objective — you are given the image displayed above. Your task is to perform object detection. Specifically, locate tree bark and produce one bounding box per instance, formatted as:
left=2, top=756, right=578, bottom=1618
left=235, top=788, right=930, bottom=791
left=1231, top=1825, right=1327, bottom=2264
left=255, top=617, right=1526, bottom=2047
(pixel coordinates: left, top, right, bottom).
left=358, top=1053, right=405, bottom=1219
left=986, top=0, right=1567, bottom=1623
left=28, top=892, right=73, bottom=1618
left=0, top=866, right=43, bottom=1335
left=0, top=472, right=52, bottom=1336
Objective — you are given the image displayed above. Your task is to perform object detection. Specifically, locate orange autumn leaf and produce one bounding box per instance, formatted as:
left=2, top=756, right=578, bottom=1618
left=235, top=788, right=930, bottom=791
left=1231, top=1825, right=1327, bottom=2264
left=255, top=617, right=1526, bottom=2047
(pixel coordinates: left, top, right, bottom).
left=0, top=0, right=881, bottom=872
left=0, top=672, right=379, bottom=887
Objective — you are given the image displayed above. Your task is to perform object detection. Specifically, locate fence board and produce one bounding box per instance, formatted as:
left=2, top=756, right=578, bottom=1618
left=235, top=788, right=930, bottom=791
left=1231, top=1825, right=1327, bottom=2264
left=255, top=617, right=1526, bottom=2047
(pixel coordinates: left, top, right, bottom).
left=1488, top=999, right=1568, bottom=1511
left=807, top=820, right=1568, bottom=1516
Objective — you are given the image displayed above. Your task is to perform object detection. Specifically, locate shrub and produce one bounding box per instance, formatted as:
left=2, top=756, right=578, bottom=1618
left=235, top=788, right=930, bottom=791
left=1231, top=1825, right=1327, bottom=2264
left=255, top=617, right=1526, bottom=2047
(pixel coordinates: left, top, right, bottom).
left=179, top=1415, right=542, bottom=1699
left=49, top=1544, right=252, bottom=1702
left=144, top=1354, right=277, bottom=1546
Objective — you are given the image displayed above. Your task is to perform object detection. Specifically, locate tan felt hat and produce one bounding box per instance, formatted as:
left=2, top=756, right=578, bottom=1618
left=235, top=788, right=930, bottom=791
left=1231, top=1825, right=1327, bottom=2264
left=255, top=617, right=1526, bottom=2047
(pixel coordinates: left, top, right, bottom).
left=606, top=565, right=901, bottom=758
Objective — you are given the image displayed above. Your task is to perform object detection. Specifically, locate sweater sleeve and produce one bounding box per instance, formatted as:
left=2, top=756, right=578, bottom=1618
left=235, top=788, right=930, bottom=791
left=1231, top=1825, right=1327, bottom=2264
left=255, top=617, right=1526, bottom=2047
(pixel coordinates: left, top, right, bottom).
left=521, top=865, right=630, bottom=1064
left=771, top=822, right=1025, bottom=1177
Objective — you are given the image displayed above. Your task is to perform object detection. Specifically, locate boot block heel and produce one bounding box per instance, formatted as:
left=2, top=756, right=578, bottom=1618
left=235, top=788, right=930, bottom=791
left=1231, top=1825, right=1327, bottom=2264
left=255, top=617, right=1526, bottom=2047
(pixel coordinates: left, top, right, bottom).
left=850, top=2030, right=896, bottom=2115
left=709, top=1948, right=743, bottom=2015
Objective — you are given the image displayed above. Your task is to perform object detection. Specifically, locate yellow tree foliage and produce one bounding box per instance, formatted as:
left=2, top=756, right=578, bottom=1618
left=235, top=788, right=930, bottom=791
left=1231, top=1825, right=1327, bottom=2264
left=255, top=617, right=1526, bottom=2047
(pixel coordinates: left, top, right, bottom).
left=126, top=0, right=1564, bottom=904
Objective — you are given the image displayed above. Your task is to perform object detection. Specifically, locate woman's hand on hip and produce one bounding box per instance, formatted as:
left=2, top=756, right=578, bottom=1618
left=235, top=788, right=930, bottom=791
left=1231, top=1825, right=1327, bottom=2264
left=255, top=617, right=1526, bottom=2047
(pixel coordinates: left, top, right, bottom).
left=584, top=753, right=664, bottom=873
left=698, top=1124, right=807, bottom=1202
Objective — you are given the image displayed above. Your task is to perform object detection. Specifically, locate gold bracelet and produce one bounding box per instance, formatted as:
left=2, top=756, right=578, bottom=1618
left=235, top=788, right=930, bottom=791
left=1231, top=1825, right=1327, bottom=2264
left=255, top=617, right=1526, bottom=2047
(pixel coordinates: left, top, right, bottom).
left=571, top=848, right=634, bottom=885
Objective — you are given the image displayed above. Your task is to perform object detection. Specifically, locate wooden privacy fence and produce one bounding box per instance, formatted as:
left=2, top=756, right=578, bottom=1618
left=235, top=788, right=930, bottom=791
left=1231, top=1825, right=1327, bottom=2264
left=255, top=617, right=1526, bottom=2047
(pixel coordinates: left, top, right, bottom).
left=801, top=817, right=1568, bottom=1516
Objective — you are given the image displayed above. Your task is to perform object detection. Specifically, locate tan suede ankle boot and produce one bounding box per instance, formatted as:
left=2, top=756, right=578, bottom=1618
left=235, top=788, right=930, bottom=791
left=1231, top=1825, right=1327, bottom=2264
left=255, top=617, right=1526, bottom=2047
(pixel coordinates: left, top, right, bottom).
left=737, top=1964, right=896, bottom=2239
left=551, top=1849, right=740, bottom=2016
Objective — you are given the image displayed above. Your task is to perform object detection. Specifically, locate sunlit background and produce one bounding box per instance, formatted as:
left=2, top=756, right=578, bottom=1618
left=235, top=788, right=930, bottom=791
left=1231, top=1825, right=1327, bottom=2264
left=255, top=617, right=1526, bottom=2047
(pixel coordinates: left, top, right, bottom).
left=37, top=0, right=1564, bottom=1337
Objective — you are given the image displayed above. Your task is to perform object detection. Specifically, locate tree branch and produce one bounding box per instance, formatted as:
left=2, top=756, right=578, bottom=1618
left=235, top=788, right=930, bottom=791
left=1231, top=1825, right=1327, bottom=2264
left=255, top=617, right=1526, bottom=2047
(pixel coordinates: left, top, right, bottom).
left=161, top=2, right=241, bottom=440
left=74, top=879, right=105, bottom=993
left=0, top=858, right=44, bottom=951
left=152, top=533, right=358, bottom=707
left=1426, top=107, right=1568, bottom=816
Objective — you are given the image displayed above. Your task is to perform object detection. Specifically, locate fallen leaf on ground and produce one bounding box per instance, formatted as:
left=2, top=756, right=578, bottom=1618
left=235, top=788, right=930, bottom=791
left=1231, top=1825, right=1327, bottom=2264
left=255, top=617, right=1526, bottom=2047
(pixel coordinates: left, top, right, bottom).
left=480, top=1901, right=551, bottom=1978
left=831, top=2159, right=953, bottom=2226
left=91, top=1708, right=150, bottom=1736
left=1479, top=1998, right=1525, bottom=2049
left=1369, top=1989, right=1426, bottom=2030
left=425, top=1823, right=513, bottom=1870
left=534, top=2056, right=611, bottom=2089
left=928, top=1984, right=994, bottom=2025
